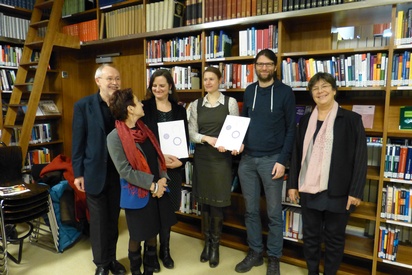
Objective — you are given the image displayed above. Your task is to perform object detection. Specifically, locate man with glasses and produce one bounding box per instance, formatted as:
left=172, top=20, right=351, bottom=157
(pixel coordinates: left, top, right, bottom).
left=72, top=64, right=126, bottom=275
left=235, top=49, right=296, bottom=275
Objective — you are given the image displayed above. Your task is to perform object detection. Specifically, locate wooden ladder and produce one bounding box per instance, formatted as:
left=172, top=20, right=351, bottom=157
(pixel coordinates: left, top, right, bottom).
left=0, top=0, right=80, bottom=158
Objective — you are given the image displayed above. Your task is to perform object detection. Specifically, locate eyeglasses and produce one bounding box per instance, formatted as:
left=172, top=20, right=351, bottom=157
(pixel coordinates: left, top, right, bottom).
left=311, top=84, right=332, bottom=93
left=255, top=62, right=275, bottom=68
left=99, top=77, right=121, bottom=82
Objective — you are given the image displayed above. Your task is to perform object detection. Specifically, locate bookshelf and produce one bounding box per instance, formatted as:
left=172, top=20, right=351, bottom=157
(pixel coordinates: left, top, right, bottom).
left=22, top=0, right=411, bottom=274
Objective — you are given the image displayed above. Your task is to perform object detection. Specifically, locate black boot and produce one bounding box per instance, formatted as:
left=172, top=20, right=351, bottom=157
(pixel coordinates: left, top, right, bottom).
left=209, top=217, right=222, bottom=268
left=143, top=245, right=157, bottom=275
left=200, top=212, right=211, bottom=262
left=129, top=250, right=142, bottom=275
left=159, top=228, right=174, bottom=269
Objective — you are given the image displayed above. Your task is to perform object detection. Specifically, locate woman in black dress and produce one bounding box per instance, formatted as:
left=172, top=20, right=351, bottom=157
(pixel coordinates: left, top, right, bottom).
left=142, top=69, right=189, bottom=270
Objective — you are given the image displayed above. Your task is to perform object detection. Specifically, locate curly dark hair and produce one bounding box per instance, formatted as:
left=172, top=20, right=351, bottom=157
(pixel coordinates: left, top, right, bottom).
left=109, top=88, right=135, bottom=121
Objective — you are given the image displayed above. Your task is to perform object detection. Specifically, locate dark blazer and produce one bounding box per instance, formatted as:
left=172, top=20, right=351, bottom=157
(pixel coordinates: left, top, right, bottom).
left=287, top=107, right=367, bottom=199
left=72, top=92, right=112, bottom=195
left=141, top=97, right=189, bottom=152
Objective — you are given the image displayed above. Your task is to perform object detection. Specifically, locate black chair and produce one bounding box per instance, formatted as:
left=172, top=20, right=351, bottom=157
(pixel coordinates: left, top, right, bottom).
left=0, top=144, right=51, bottom=268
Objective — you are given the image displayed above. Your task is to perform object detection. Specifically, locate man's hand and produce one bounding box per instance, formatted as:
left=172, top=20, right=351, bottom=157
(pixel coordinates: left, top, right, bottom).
left=271, top=162, right=285, bottom=179
left=74, top=177, right=85, bottom=192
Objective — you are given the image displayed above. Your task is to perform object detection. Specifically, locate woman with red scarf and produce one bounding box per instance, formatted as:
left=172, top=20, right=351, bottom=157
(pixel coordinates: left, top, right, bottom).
left=107, top=88, right=177, bottom=275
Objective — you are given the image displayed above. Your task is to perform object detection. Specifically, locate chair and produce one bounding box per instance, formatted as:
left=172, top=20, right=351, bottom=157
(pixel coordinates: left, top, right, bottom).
left=0, top=144, right=55, bottom=272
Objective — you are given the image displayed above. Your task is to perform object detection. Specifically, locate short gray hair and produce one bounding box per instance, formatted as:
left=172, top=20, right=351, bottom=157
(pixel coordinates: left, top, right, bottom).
left=95, top=64, right=113, bottom=79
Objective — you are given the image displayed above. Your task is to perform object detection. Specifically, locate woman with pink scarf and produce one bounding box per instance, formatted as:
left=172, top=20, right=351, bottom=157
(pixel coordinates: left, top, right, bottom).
left=287, top=72, right=367, bottom=275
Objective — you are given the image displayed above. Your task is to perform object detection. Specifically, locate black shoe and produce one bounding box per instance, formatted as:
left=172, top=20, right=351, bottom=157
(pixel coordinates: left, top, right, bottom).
left=108, top=260, right=126, bottom=275
left=235, top=249, right=264, bottom=273
left=267, top=256, right=280, bottom=275
left=159, top=245, right=174, bottom=269
left=95, top=267, right=109, bottom=275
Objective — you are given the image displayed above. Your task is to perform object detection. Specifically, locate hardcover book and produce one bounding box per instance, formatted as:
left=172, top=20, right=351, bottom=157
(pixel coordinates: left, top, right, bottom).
left=352, top=105, right=375, bottom=129
left=399, top=106, right=412, bottom=130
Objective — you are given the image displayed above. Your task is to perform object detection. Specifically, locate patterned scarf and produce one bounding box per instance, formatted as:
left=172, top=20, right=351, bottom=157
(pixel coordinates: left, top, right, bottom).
left=115, top=119, right=166, bottom=198
left=298, top=101, right=338, bottom=194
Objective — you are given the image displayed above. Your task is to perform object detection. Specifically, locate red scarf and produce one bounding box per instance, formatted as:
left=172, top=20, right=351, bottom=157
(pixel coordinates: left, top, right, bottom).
left=115, top=119, right=166, bottom=198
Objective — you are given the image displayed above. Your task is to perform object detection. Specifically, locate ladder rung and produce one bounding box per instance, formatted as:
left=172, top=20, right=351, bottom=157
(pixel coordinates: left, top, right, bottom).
left=20, top=62, right=39, bottom=67
left=3, top=125, right=22, bottom=129
left=34, top=0, right=54, bottom=10
left=14, top=83, right=33, bottom=87
left=6, top=104, right=26, bottom=107
left=30, top=20, right=49, bottom=28
left=25, top=41, right=44, bottom=48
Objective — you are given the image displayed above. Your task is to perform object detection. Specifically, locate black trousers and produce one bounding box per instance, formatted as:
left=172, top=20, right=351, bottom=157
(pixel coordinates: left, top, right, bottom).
left=86, top=172, right=121, bottom=267
left=301, top=207, right=350, bottom=275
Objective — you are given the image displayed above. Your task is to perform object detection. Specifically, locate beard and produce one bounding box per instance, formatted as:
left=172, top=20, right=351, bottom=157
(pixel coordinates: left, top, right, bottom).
left=256, top=71, right=275, bottom=83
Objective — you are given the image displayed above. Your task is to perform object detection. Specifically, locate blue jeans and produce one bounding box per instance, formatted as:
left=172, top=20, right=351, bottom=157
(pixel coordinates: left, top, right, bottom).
left=238, top=153, right=283, bottom=258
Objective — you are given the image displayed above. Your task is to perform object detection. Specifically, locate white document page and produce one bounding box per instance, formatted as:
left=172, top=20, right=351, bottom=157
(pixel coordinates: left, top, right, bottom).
left=215, top=115, right=251, bottom=151
left=157, top=120, right=189, bottom=158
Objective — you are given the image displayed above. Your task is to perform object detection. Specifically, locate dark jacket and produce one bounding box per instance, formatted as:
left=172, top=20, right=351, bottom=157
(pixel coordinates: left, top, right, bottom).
left=71, top=92, right=115, bottom=195
left=287, top=107, right=367, bottom=199
left=141, top=97, right=189, bottom=154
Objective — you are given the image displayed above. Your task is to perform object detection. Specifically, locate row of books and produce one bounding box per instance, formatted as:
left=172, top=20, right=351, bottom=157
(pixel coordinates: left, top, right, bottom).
left=212, top=63, right=257, bottom=89
left=238, top=25, right=278, bottom=57
left=391, top=51, right=412, bottom=87
left=0, top=0, right=35, bottom=10
left=381, top=183, right=412, bottom=222
left=0, top=68, right=16, bottom=91
left=146, top=0, right=185, bottom=33
left=281, top=53, right=388, bottom=88
left=0, top=12, right=29, bottom=40
left=184, top=161, right=193, bottom=185
left=363, top=179, right=378, bottom=204
left=185, top=0, right=202, bottom=26
left=0, top=45, right=22, bottom=67
left=378, top=225, right=400, bottom=262
left=384, top=142, right=412, bottom=180
left=204, top=0, right=279, bottom=24
left=146, top=35, right=202, bottom=64
left=282, top=0, right=363, bottom=12
left=101, top=4, right=144, bottom=39
left=394, top=8, right=412, bottom=46
left=62, top=19, right=98, bottom=43
left=282, top=207, right=303, bottom=240
left=62, top=0, right=91, bottom=17
left=179, top=189, right=201, bottom=215
left=24, top=148, right=51, bottom=170
left=146, top=66, right=200, bottom=90
left=9, top=122, right=55, bottom=145
left=205, top=31, right=233, bottom=59
left=366, top=137, right=383, bottom=167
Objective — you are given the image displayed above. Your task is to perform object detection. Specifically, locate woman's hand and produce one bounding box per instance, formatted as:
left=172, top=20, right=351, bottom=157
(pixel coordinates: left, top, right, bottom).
left=346, top=196, right=361, bottom=210
left=288, top=189, right=300, bottom=204
left=231, top=144, right=244, bottom=156
left=164, top=154, right=182, bottom=169
left=217, top=146, right=226, bottom=153
left=153, top=177, right=168, bottom=198
left=202, top=136, right=217, bottom=147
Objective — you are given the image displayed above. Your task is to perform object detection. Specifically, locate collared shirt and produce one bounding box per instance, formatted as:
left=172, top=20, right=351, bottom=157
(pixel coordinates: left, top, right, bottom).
left=188, top=92, right=239, bottom=144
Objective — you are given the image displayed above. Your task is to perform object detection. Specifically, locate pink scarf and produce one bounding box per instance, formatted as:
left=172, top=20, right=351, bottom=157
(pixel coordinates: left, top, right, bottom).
left=298, top=101, right=338, bottom=194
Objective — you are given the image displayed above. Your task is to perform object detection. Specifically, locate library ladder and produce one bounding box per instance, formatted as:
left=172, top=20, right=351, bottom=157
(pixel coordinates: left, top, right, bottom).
left=0, top=0, right=80, bottom=158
